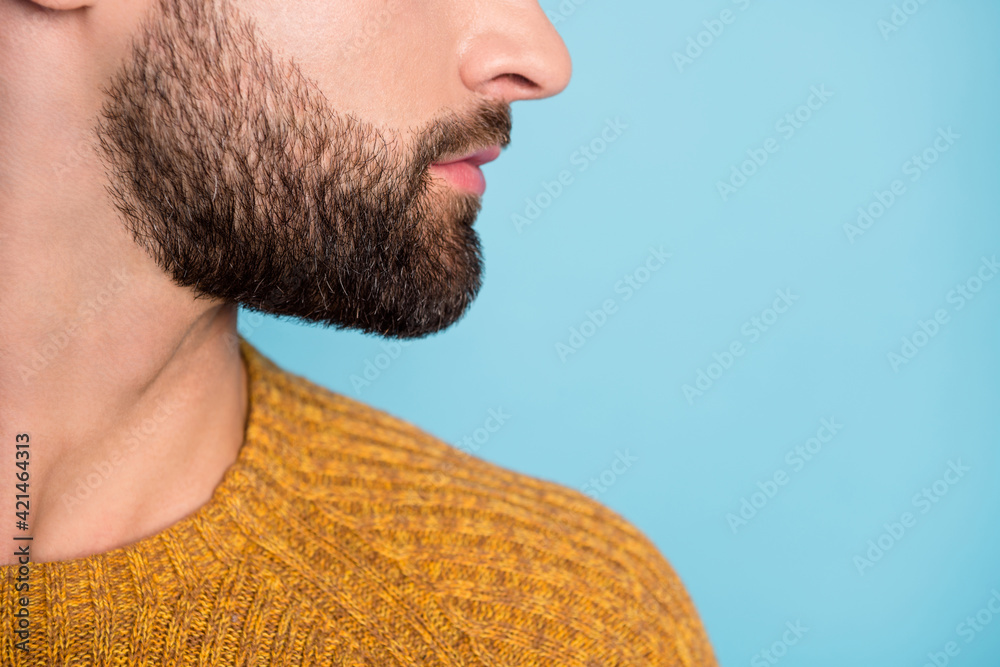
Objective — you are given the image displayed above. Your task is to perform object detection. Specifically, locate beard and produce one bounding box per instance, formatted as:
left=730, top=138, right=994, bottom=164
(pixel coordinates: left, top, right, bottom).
left=94, top=0, right=511, bottom=339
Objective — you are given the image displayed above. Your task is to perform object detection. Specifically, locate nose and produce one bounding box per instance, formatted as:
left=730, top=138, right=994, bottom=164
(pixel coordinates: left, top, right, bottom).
left=458, top=2, right=573, bottom=104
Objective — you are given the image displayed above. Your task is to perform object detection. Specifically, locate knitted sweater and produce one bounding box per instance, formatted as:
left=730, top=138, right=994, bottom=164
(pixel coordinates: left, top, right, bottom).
left=0, top=338, right=718, bottom=666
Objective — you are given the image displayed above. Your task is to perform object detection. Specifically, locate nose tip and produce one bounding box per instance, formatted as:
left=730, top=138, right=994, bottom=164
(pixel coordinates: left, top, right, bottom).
left=459, top=4, right=573, bottom=105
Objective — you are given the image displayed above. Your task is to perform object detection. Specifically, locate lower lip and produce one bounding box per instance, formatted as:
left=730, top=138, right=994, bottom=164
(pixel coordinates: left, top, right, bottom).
left=428, top=161, right=487, bottom=196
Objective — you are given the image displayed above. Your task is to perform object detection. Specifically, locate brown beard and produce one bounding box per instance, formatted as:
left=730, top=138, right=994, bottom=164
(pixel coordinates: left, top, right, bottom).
left=94, top=0, right=511, bottom=338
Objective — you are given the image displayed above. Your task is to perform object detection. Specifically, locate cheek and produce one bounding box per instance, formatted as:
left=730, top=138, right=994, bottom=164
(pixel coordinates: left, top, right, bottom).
left=237, top=0, right=461, bottom=130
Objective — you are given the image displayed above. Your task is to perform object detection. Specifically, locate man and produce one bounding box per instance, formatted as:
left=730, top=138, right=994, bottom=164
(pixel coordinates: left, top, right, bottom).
left=0, top=0, right=718, bottom=663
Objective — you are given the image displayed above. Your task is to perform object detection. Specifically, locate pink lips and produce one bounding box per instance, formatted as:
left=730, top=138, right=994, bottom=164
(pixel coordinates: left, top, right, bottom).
left=428, top=146, right=502, bottom=196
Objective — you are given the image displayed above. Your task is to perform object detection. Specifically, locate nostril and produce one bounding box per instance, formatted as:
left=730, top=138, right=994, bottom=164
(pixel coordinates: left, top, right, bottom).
left=458, top=10, right=572, bottom=104
left=497, top=72, right=543, bottom=98
left=503, top=73, right=536, bottom=89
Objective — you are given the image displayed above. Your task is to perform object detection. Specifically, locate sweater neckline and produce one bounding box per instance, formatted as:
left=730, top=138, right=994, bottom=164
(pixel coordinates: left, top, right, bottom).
left=17, top=337, right=273, bottom=579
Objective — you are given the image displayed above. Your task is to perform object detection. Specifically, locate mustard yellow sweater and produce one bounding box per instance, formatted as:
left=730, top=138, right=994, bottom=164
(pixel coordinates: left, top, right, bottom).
left=1, top=339, right=717, bottom=666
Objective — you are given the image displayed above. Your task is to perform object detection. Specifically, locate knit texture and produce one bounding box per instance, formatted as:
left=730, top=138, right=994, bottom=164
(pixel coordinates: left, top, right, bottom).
left=1, top=338, right=718, bottom=666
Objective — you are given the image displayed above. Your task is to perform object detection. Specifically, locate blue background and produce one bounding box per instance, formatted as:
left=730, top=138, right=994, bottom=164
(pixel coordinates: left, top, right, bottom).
left=243, top=1, right=1000, bottom=665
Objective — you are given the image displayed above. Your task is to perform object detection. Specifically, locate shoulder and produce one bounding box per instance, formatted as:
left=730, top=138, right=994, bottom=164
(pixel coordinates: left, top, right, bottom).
left=241, top=340, right=718, bottom=666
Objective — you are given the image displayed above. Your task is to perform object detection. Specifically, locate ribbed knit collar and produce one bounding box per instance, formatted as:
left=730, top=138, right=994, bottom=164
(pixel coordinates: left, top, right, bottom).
left=10, top=337, right=279, bottom=592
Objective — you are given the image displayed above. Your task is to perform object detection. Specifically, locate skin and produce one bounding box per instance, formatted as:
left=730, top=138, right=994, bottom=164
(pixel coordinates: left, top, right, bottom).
left=0, top=0, right=570, bottom=565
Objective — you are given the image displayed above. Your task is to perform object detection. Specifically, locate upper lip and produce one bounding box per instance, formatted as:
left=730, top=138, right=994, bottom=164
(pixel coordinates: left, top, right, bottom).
left=432, top=145, right=503, bottom=167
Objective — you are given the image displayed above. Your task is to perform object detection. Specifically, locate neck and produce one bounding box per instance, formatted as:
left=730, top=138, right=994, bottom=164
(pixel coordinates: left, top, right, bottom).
left=0, top=173, right=249, bottom=565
